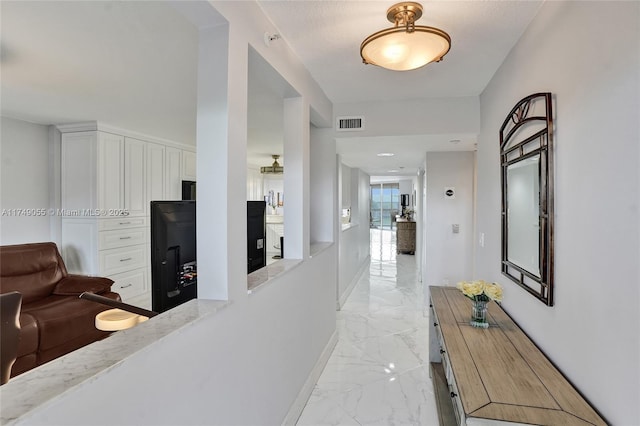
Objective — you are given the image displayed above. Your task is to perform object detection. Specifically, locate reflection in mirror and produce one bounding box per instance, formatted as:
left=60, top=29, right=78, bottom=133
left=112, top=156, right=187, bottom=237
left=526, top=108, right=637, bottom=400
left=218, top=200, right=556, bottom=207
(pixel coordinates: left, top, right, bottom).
left=500, top=93, right=554, bottom=306
left=507, top=156, right=540, bottom=277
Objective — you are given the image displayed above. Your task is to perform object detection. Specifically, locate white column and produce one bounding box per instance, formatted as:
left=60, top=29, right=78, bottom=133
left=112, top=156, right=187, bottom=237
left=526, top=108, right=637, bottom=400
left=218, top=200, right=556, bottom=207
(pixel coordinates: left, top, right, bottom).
left=283, top=97, right=310, bottom=260
left=195, top=24, right=230, bottom=300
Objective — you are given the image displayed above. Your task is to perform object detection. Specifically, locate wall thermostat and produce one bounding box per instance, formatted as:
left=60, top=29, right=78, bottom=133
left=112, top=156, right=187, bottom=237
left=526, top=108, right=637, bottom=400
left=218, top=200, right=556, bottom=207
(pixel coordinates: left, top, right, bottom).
left=444, top=187, right=456, bottom=199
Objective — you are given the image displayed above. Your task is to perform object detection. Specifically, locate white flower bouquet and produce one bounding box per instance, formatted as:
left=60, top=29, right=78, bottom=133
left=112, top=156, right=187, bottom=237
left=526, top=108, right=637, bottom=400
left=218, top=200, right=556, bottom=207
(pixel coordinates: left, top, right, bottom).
left=456, top=280, right=503, bottom=302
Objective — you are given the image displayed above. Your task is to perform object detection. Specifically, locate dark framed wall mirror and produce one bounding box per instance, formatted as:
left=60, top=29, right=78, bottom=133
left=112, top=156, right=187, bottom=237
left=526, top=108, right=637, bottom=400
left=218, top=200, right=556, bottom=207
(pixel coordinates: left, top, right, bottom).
left=500, top=93, right=554, bottom=306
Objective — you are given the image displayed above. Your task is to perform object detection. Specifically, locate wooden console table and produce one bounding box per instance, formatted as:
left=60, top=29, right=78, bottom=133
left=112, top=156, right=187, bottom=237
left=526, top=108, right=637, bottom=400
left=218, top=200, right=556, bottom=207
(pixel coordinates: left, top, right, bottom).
left=429, top=286, right=607, bottom=426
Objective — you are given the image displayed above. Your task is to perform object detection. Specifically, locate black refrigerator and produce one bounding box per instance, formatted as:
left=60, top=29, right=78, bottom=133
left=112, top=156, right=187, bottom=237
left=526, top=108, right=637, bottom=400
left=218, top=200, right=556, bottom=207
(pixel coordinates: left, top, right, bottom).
left=247, top=201, right=266, bottom=273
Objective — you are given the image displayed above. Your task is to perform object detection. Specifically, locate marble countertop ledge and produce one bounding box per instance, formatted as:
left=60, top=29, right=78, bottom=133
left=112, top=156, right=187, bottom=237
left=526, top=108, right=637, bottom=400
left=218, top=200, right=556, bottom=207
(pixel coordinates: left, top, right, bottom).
left=247, top=259, right=303, bottom=294
left=341, top=223, right=358, bottom=231
left=0, top=299, right=230, bottom=425
left=310, top=242, right=333, bottom=257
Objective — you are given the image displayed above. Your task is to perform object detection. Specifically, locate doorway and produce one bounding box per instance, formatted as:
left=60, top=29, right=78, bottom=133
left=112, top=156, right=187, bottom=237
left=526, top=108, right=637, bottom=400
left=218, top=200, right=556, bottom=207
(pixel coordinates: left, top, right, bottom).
left=370, top=183, right=400, bottom=230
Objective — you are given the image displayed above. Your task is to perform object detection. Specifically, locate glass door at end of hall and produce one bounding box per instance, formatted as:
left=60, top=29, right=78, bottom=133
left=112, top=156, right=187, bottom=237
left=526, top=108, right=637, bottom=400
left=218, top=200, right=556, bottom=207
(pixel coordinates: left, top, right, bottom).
left=370, top=183, right=399, bottom=230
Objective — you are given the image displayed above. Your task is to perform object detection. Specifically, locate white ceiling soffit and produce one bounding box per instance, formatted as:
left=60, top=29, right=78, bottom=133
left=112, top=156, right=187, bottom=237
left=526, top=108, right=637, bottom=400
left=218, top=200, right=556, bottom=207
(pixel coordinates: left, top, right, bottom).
left=257, top=0, right=543, bottom=103
left=338, top=134, right=476, bottom=177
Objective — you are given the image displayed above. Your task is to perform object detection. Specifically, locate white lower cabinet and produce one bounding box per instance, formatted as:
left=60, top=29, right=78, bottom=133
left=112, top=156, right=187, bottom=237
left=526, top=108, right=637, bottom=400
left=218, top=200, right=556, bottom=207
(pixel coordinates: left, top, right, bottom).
left=99, top=244, right=147, bottom=276
left=98, top=227, right=146, bottom=250
left=108, top=268, right=148, bottom=307
left=62, top=217, right=150, bottom=308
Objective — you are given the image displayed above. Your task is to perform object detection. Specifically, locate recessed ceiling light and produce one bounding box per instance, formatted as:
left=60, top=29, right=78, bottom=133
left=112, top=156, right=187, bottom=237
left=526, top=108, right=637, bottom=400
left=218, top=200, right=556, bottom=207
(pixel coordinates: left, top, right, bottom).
left=377, top=152, right=395, bottom=157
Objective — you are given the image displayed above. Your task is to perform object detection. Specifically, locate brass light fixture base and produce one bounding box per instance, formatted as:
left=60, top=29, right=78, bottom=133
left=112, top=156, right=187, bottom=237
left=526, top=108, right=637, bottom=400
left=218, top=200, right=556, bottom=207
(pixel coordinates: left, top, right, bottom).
left=260, top=155, right=284, bottom=174
left=386, top=2, right=423, bottom=26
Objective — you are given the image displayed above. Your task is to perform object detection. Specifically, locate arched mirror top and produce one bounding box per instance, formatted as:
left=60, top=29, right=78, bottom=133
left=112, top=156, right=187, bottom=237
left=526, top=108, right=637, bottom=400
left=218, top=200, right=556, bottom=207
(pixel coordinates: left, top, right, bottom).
left=500, top=93, right=554, bottom=306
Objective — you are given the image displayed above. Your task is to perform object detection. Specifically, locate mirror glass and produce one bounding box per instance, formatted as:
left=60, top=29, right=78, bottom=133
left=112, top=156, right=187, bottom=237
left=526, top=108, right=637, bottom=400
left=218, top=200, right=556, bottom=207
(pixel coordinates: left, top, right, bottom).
left=507, top=155, right=540, bottom=277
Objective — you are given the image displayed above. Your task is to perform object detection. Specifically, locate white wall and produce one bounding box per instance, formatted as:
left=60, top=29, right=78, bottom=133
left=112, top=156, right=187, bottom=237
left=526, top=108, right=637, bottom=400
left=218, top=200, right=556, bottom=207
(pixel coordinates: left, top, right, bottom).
left=398, top=179, right=412, bottom=200
left=0, top=117, right=51, bottom=245
left=20, top=247, right=337, bottom=426
left=475, top=2, right=639, bottom=424
left=338, top=165, right=370, bottom=308
left=424, top=152, right=475, bottom=287
left=340, top=163, right=351, bottom=210
left=310, top=127, right=336, bottom=244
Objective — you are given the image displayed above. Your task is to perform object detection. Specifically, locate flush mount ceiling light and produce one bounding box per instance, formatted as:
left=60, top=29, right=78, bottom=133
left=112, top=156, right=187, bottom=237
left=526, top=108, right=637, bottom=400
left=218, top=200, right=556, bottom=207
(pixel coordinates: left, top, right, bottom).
left=360, top=2, right=451, bottom=71
left=260, top=155, right=284, bottom=174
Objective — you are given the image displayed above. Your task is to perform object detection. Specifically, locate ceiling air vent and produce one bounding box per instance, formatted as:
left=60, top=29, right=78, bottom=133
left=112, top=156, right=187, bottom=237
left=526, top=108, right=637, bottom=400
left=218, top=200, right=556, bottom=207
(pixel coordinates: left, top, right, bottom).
left=336, top=116, right=364, bottom=132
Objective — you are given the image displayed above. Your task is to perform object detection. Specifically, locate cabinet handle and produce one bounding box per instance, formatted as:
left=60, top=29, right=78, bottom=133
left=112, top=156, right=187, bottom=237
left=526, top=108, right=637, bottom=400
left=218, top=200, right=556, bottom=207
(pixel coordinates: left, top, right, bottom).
left=119, top=257, right=132, bottom=262
left=119, top=222, right=131, bottom=225
left=440, top=348, right=446, bottom=355
left=119, top=283, right=133, bottom=289
left=119, top=236, right=132, bottom=240
left=434, top=322, right=438, bottom=327
left=450, top=392, right=457, bottom=398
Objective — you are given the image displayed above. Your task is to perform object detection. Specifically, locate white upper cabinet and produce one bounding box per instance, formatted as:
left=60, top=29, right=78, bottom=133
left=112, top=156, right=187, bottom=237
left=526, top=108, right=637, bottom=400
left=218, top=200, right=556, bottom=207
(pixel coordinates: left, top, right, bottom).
left=97, top=132, right=125, bottom=212
left=147, top=143, right=165, bottom=204
left=124, top=137, right=146, bottom=216
left=182, top=150, right=196, bottom=181
left=60, top=124, right=196, bottom=211
left=165, top=147, right=182, bottom=200
left=61, top=132, right=98, bottom=211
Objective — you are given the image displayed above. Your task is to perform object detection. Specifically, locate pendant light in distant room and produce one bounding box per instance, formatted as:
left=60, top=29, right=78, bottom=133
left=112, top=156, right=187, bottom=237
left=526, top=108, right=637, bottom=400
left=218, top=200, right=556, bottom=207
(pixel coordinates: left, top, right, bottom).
left=360, top=2, right=451, bottom=71
left=260, top=155, right=284, bottom=174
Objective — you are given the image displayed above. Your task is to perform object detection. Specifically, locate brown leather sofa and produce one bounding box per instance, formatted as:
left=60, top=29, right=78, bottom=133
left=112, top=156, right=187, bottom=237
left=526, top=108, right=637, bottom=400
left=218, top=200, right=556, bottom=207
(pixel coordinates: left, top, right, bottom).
left=0, top=242, right=120, bottom=378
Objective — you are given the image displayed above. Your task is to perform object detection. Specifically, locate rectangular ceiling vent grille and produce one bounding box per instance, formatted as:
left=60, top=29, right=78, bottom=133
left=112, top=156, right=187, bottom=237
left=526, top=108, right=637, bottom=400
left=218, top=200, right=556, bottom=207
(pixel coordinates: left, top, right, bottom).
left=336, top=116, right=364, bottom=132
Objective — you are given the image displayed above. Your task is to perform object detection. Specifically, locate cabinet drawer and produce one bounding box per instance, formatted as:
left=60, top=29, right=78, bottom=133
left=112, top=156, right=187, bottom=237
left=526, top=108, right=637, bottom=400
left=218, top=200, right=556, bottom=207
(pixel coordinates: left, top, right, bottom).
left=98, top=217, right=147, bottom=231
left=109, top=268, right=147, bottom=301
left=99, top=245, right=146, bottom=275
left=99, top=228, right=146, bottom=250
left=448, top=375, right=465, bottom=426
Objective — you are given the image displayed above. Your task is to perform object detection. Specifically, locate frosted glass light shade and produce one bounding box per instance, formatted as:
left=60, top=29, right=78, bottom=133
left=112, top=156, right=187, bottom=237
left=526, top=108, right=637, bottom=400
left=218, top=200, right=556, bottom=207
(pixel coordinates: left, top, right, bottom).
left=361, top=26, right=451, bottom=71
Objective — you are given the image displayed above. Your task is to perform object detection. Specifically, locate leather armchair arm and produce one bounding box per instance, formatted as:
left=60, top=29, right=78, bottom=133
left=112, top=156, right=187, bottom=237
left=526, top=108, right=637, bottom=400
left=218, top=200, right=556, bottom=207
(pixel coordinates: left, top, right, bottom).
left=53, top=275, right=114, bottom=296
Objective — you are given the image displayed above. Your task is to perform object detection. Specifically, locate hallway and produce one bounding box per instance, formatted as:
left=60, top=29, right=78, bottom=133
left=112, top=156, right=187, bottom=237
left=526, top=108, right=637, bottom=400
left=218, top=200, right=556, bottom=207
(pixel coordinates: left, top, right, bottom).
left=297, top=229, right=439, bottom=425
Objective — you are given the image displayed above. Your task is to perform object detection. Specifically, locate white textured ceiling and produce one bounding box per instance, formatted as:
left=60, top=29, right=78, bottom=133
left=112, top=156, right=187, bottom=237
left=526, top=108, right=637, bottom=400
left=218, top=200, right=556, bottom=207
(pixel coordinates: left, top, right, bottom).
left=0, top=1, right=543, bottom=177
left=257, top=0, right=543, bottom=103
left=257, top=0, right=543, bottom=177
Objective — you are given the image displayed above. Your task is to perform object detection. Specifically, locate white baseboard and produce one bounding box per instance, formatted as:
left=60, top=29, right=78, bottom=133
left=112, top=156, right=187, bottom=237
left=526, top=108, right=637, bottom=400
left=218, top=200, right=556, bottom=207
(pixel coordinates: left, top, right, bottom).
left=337, top=255, right=370, bottom=310
left=281, top=330, right=338, bottom=426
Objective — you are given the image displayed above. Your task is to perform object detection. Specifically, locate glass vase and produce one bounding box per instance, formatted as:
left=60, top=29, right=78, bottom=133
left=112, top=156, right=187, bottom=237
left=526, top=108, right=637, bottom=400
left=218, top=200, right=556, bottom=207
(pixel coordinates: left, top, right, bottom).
left=470, top=299, right=489, bottom=328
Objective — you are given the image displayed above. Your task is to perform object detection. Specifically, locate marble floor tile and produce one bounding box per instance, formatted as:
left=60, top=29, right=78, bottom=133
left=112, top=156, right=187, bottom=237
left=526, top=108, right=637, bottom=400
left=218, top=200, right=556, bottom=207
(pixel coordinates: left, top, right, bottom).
left=297, top=229, right=439, bottom=426
left=335, top=365, right=439, bottom=426
left=296, top=387, right=361, bottom=426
